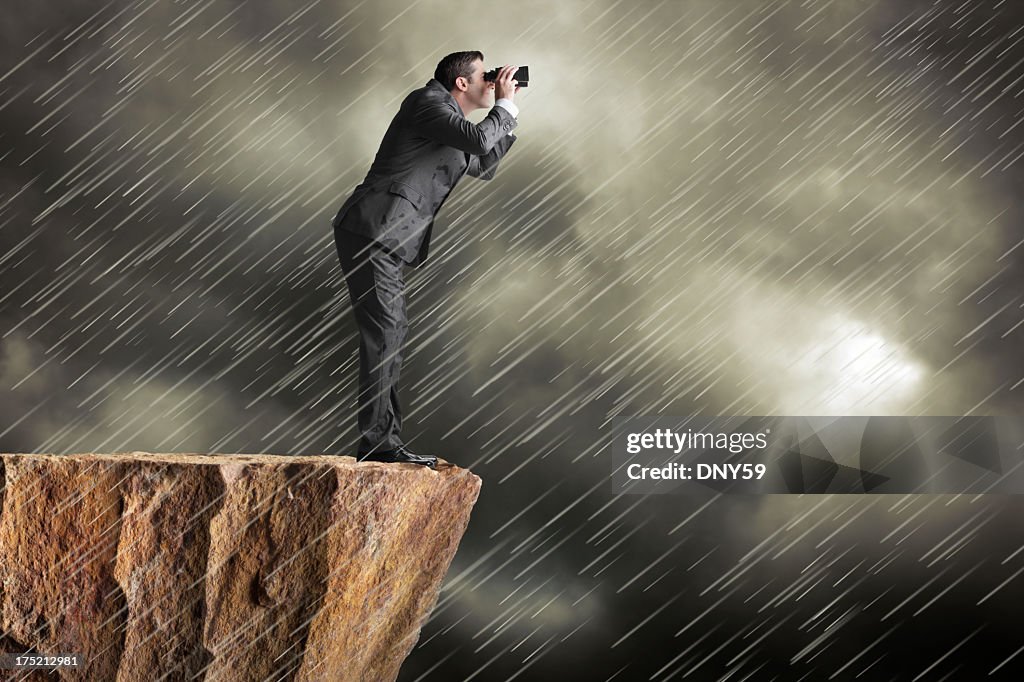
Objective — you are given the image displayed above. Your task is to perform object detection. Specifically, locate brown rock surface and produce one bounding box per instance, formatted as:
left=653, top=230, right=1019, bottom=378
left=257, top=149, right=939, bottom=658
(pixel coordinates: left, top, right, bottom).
left=0, top=453, right=481, bottom=681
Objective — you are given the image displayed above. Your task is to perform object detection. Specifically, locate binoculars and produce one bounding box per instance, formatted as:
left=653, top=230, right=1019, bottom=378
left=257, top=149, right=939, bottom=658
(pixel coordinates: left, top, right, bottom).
left=483, top=65, right=529, bottom=87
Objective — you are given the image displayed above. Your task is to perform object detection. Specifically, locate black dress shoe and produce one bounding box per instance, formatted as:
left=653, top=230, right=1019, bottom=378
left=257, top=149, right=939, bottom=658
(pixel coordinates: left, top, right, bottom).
left=357, top=445, right=437, bottom=469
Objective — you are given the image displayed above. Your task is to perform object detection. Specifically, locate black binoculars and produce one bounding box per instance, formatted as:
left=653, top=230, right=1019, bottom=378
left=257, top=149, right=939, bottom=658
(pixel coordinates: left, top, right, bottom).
left=483, top=65, right=529, bottom=87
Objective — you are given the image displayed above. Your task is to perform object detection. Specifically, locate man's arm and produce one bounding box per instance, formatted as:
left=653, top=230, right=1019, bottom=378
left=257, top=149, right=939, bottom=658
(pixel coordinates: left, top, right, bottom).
left=412, top=98, right=517, bottom=155
left=467, top=133, right=516, bottom=180
left=467, top=96, right=518, bottom=180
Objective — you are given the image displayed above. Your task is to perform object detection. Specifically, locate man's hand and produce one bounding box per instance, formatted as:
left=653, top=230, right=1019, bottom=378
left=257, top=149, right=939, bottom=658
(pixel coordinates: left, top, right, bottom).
left=493, top=64, right=520, bottom=102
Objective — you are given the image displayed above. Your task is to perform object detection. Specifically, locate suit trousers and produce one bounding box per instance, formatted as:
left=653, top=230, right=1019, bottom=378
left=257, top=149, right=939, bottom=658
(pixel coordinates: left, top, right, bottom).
left=333, top=227, right=409, bottom=455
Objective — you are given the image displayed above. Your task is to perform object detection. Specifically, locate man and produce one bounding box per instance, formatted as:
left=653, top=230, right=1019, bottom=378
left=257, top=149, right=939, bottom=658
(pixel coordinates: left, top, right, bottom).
left=331, top=51, right=521, bottom=468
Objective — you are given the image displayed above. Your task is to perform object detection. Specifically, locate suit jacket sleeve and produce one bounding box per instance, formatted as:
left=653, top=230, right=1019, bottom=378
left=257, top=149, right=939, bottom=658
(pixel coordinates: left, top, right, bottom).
left=412, top=98, right=518, bottom=156
left=466, top=133, right=516, bottom=181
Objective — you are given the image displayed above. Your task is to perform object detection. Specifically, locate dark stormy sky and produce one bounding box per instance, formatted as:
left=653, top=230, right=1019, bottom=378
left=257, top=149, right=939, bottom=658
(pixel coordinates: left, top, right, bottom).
left=2, top=0, right=1024, bottom=679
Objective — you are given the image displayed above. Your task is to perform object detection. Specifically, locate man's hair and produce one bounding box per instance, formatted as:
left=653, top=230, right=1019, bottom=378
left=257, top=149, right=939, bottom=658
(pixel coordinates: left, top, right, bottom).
left=434, top=51, right=484, bottom=92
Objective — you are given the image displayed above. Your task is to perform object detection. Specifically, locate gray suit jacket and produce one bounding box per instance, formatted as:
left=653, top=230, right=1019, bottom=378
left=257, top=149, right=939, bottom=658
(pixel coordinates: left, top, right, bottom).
left=331, top=78, right=518, bottom=267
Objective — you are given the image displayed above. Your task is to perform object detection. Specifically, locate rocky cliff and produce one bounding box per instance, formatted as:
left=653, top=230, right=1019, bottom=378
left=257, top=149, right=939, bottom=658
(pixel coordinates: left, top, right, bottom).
left=0, top=452, right=481, bottom=681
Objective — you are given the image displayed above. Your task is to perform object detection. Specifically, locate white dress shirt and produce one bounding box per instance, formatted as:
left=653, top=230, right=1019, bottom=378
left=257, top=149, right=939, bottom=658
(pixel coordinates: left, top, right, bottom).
left=494, top=98, right=519, bottom=118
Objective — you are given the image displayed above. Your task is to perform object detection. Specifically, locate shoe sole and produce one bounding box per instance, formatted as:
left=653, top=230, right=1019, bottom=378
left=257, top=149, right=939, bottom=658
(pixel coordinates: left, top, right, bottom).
left=355, top=456, right=437, bottom=469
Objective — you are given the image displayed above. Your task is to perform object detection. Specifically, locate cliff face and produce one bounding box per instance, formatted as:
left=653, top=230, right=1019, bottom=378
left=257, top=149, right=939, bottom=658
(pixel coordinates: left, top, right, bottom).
left=0, top=453, right=481, bottom=681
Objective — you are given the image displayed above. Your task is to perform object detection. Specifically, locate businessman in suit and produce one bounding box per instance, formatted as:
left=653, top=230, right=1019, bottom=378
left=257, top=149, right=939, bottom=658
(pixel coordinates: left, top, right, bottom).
left=331, top=51, right=521, bottom=468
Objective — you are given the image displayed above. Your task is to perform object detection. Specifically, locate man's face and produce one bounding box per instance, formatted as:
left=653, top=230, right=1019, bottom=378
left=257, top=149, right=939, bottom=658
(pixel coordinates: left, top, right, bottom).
left=462, top=59, right=494, bottom=111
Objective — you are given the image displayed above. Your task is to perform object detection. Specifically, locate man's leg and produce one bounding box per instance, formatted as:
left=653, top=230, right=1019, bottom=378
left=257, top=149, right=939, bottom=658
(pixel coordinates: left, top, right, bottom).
left=390, top=345, right=404, bottom=438
left=334, top=228, right=409, bottom=455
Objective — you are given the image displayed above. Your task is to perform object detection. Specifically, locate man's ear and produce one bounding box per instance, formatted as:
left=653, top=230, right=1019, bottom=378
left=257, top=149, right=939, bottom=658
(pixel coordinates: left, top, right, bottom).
left=454, top=75, right=468, bottom=92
